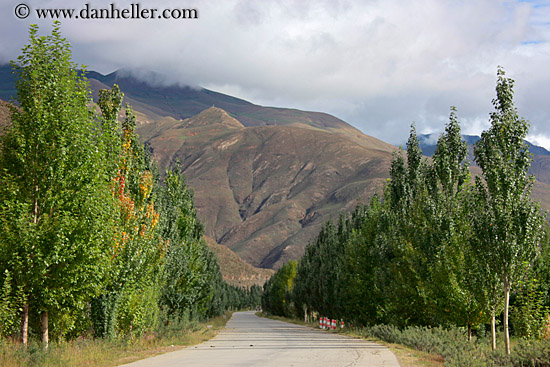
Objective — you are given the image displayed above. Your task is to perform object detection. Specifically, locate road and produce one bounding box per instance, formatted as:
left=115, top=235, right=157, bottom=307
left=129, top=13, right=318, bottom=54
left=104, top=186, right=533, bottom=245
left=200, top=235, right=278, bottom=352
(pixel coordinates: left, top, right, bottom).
left=121, top=311, right=400, bottom=367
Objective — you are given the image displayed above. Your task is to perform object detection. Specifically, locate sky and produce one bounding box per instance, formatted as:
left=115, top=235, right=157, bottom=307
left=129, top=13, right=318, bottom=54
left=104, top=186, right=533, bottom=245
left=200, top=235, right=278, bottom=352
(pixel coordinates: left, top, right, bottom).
left=1, top=0, right=549, bottom=148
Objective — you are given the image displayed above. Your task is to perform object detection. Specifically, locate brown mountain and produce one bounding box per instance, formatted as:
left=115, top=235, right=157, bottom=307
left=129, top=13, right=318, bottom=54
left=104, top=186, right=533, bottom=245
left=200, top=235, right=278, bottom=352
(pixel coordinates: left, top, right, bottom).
left=205, top=236, right=273, bottom=287
left=0, top=100, right=11, bottom=136
left=137, top=106, right=394, bottom=268
left=2, top=68, right=550, bottom=270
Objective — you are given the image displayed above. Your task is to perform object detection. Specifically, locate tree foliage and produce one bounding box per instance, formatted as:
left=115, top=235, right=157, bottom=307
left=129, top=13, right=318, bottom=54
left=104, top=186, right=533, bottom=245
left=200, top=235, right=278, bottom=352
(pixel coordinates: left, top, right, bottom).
left=472, top=67, right=546, bottom=353
left=263, top=70, right=549, bottom=353
left=0, top=22, right=117, bottom=346
left=0, top=22, right=261, bottom=345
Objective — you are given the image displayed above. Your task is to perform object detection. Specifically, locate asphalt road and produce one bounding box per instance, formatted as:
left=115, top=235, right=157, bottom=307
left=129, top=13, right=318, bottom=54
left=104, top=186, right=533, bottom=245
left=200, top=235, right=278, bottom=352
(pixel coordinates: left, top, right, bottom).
left=121, top=311, right=400, bottom=367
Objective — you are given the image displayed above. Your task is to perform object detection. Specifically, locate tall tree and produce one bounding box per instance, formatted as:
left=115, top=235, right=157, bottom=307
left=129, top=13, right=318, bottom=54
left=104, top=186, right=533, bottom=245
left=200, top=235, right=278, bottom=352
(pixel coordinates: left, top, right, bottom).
left=157, top=165, right=218, bottom=319
left=472, top=67, right=546, bottom=354
left=92, top=86, right=163, bottom=338
left=428, top=107, right=486, bottom=339
left=0, top=22, right=117, bottom=347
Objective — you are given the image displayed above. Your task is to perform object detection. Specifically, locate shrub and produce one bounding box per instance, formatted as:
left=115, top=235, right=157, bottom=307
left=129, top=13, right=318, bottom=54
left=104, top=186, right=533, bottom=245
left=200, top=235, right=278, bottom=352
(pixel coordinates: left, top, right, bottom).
left=357, top=323, right=550, bottom=366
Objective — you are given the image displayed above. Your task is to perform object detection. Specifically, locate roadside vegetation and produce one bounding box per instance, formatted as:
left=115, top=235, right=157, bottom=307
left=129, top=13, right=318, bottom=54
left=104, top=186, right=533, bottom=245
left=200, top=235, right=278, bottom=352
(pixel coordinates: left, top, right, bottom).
left=0, top=21, right=262, bottom=364
left=262, top=67, right=550, bottom=366
left=0, top=312, right=231, bottom=367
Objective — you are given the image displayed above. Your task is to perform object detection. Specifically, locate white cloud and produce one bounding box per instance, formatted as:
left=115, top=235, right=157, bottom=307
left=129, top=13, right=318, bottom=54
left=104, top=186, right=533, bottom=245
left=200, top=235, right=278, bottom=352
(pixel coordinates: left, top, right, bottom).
left=1, top=0, right=549, bottom=148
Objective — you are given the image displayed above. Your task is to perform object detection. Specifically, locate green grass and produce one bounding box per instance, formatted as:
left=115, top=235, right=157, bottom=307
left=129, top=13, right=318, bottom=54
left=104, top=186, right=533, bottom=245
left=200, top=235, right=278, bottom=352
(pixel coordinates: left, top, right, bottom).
left=0, top=312, right=232, bottom=367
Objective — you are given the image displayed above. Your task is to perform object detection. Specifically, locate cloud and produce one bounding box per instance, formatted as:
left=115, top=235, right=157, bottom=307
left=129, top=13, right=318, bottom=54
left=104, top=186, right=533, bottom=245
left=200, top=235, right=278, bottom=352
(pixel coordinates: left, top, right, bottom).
left=2, top=0, right=549, bottom=148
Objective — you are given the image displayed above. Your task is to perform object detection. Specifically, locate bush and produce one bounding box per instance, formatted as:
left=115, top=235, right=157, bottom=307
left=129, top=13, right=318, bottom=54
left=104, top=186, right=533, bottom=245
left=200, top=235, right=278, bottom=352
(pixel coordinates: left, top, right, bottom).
left=357, top=323, right=550, bottom=367
left=155, top=309, right=200, bottom=339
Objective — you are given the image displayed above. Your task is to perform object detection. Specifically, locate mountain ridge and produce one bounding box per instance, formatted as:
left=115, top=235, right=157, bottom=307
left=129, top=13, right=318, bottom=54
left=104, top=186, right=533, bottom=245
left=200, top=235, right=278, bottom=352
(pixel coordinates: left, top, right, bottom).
left=2, top=65, right=550, bottom=269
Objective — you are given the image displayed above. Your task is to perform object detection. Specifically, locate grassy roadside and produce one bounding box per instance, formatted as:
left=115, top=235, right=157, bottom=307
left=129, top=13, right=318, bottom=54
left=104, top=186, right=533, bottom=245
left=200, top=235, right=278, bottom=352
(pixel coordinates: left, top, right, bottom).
left=0, top=312, right=232, bottom=367
left=257, top=313, right=443, bottom=367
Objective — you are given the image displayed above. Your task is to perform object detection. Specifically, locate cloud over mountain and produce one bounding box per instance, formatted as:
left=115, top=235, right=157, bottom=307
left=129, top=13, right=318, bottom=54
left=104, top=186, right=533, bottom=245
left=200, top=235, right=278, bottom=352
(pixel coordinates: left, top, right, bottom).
left=2, top=0, right=549, bottom=148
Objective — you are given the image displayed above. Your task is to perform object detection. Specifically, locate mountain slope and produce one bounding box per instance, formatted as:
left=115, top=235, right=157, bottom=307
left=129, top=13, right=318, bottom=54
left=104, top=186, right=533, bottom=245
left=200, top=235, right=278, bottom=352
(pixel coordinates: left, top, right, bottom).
left=139, top=107, right=393, bottom=268
left=205, top=236, right=273, bottom=287
left=84, top=69, right=395, bottom=152
left=0, top=100, right=11, bottom=136
left=2, top=66, right=549, bottom=269
left=0, top=64, right=394, bottom=151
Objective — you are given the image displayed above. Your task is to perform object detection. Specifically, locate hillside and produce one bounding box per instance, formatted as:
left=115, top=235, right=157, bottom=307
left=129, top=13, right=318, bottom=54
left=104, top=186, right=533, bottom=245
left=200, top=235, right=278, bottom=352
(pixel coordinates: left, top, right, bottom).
left=138, top=106, right=394, bottom=268
left=0, top=64, right=393, bottom=152
left=204, top=236, right=273, bottom=287
left=83, top=69, right=395, bottom=152
left=0, top=100, right=10, bottom=135
left=2, top=66, right=550, bottom=270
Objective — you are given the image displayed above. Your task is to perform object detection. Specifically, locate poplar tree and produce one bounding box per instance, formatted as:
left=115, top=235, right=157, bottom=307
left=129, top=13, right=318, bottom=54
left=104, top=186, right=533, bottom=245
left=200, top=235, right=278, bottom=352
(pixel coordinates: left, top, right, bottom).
left=472, top=67, right=546, bottom=354
left=0, top=22, right=117, bottom=347
left=428, top=107, right=485, bottom=339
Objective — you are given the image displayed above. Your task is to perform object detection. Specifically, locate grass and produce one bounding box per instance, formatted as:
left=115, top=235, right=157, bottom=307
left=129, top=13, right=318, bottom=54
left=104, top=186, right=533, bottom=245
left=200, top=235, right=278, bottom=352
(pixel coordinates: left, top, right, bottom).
left=0, top=312, right=232, bottom=367
left=256, top=313, right=443, bottom=367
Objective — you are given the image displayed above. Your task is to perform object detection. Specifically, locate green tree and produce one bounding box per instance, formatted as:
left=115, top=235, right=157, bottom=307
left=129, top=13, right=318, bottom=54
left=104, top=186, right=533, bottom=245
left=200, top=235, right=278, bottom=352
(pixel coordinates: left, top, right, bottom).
left=0, top=270, right=20, bottom=337
left=92, top=86, right=164, bottom=338
left=384, top=126, right=435, bottom=326
left=157, top=165, right=219, bottom=319
left=0, top=22, right=117, bottom=347
left=262, top=260, right=297, bottom=317
left=472, top=67, right=546, bottom=354
left=427, top=107, right=487, bottom=339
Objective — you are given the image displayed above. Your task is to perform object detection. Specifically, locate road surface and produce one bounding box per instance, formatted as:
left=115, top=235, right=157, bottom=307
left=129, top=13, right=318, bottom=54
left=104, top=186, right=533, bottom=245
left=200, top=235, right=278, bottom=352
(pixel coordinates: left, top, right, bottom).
left=121, top=311, right=400, bottom=367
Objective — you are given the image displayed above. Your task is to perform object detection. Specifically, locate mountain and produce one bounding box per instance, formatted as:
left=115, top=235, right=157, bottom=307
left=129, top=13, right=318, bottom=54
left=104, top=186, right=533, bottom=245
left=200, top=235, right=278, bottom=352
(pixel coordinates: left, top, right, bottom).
left=0, top=100, right=10, bottom=135
left=78, top=69, right=397, bottom=268
left=0, top=65, right=16, bottom=103
left=419, top=133, right=550, bottom=157
left=138, top=106, right=393, bottom=268
left=205, top=236, right=273, bottom=287
left=84, top=69, right=394, bottom=152
left=0, top=67, right=396, bottom=269
left=0, top=64, right=388, bottom=149
left=2, top=66, right=550, bottom=269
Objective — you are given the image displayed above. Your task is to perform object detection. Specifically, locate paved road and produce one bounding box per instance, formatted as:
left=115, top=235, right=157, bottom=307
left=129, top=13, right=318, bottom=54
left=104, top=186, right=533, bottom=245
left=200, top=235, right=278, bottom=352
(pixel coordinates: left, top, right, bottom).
left=121, top=311, right=400, bottom=367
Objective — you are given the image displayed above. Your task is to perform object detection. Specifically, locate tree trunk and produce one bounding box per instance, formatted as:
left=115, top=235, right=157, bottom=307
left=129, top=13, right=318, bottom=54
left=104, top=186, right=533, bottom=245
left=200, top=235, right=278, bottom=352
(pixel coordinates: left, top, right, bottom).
left=491, top=311, right=496, bottom=351
left=504, top=284, right=510, bottom=355
left=304, top=307, right=308, bottom=323
left=41, top=311, right=49, bottom=349
left=21, top=302, right=29, bottom=346
left=468, top=323, right=472, bottom=342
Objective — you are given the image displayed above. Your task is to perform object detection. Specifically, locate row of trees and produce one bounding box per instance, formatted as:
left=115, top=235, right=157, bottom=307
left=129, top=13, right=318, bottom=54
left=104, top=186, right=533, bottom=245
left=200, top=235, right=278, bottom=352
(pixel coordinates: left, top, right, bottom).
left=0, top=23, right=259, bottom=347
left=263, top=68, right=549, bottom=354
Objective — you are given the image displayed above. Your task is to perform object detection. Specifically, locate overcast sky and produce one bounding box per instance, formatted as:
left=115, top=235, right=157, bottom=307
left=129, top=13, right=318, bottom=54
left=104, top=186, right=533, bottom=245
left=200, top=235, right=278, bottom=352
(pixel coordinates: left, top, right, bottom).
left=1, top=0, right=549, bottom=148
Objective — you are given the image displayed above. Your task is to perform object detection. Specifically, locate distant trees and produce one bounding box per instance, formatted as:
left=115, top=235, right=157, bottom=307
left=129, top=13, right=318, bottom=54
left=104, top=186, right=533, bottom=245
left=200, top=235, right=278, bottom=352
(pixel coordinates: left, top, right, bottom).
left=263, top=69, right=549, bottom=354
left=262, top=260, right=297, bottom=317
left=0, top=22, right=261, bottom=346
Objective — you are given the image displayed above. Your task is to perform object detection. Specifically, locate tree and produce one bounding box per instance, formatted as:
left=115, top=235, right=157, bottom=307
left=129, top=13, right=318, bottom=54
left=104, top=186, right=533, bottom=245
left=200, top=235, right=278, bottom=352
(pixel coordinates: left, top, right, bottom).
left=428, top=107, right=486, bottom=339
left=92, top=86, right=164, bottom=338
left=384, top=126, right=436, bottom=326
left=0, top=22, right=117, bottom=347
left=472, top=67, right=546, bottom=354
left=157, top=165, right=218, bottom=319
left=262, top=261, right=297, bottom=317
